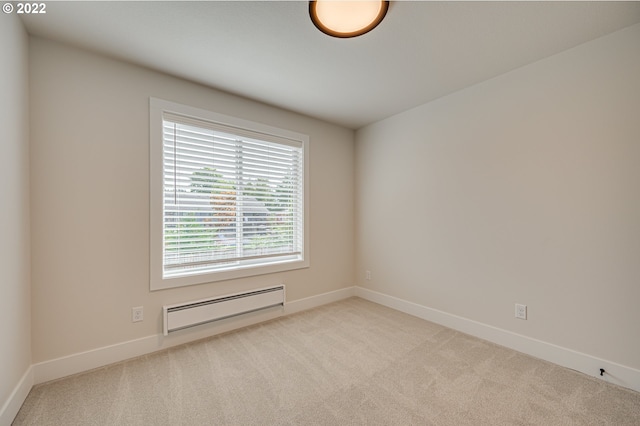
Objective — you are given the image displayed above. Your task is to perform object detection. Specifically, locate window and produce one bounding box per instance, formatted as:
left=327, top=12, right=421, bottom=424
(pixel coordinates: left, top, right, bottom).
left=150, top=99, right=309, bottom=290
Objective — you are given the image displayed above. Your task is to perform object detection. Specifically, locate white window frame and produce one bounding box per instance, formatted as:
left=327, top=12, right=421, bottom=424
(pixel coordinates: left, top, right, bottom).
left=150, top=98, right=309, bottom=291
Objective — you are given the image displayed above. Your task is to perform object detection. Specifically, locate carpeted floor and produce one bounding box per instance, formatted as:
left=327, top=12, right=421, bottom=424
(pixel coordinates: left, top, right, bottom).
left=13, top=297, right=640, bottom=425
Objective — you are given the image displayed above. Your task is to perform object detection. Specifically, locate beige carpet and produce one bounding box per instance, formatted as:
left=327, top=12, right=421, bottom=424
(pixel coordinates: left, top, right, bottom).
left=13, top=298, right=640, bottom=425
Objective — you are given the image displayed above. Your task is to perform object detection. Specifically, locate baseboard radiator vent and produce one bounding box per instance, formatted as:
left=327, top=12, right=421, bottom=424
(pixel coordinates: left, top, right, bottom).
left=163, top=285, right=285, bottom=336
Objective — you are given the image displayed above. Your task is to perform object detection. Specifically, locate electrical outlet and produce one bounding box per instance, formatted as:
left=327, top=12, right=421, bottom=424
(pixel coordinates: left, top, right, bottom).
left=515, top=303, right=527, bottom=320
left=132, top=306, right=144, bottom=322
left=365, top=270, right=371, bottom=280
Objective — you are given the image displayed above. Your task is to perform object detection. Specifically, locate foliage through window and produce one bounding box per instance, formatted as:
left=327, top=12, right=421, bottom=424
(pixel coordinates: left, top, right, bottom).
left=150, top=99, right=308, bottom=290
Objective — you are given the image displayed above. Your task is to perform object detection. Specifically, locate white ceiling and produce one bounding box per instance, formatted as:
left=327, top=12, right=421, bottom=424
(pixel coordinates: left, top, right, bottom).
left=21, top=1, right=640, bottom=129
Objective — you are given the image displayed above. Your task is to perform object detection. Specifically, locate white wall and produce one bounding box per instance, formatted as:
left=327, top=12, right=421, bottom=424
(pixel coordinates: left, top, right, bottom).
left=29, top=37, right=355, bottom=364
left=356, top=24, right=640, bottom=370
left=0, top=12, right=31, bottom=420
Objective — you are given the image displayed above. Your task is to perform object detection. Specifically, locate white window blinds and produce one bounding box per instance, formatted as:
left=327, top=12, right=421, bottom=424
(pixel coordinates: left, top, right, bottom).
left=161, top=112, right=304, bottom=279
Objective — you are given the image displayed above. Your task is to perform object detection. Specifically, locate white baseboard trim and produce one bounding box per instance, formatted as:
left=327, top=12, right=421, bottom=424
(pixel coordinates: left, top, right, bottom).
left=33, top=286, right=356, bottom=386
left=355, top=286, right=640, bottom=393
left=285, top=286, right=356, bottom=315
left=0, top=366, right=33, bottom=426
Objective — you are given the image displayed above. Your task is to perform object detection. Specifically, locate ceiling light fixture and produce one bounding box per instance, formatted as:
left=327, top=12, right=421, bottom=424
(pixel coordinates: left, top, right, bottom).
left=309, top=1, right=389, bottom=38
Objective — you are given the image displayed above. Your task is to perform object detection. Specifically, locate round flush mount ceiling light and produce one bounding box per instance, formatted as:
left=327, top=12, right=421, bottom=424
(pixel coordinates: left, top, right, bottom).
left=309, top=1, right=389, bottom=38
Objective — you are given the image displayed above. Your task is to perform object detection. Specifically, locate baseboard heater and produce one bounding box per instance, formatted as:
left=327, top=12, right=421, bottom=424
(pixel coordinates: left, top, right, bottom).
left=163, top=285, right=285, bottom=336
